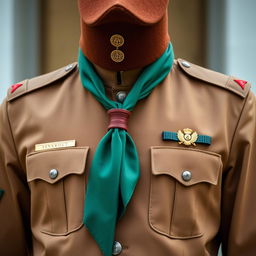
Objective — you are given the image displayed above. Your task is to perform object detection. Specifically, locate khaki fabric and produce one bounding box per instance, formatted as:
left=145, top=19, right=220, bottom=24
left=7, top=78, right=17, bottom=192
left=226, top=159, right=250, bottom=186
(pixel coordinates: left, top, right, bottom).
left=0, top=60, right=255, bottom=256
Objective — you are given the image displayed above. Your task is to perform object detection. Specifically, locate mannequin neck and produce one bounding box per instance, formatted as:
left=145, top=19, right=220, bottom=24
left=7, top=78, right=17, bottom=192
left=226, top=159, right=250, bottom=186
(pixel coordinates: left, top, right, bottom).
left=93, top=64, right=142, bottom=89
left=93, top=64, right=142, bottom=100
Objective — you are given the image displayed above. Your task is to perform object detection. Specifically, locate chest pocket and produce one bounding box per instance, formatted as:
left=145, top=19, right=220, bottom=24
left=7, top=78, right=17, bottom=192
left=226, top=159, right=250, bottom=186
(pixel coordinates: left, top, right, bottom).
left=149, top=146, right=222, bottom=239
left=26, top=147, right=89, bottom=236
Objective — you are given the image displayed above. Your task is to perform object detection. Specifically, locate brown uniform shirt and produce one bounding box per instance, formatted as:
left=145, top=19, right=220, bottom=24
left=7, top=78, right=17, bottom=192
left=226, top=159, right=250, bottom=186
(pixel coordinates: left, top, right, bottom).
left=0, top=60, right=255, bottom=256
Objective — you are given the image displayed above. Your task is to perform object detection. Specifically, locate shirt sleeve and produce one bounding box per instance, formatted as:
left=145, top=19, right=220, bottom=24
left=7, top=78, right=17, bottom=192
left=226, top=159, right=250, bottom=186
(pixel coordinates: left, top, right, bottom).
left=0, top=99, right=32, bottom=256
left=221, top=90, right=256, bottom=255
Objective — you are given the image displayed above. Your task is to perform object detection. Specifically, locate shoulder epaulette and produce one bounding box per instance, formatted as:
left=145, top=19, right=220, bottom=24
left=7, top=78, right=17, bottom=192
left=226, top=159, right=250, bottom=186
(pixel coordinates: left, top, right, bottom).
left=177, top=59, right=251, bottom=98
left=7, top=63, right=77, bottom=102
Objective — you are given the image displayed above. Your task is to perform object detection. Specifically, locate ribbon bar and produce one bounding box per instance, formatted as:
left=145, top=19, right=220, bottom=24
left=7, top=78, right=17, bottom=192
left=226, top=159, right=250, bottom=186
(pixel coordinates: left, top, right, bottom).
left=108, top=109, right=131, bottom=131
left=162, top=131, right=212, bottom=145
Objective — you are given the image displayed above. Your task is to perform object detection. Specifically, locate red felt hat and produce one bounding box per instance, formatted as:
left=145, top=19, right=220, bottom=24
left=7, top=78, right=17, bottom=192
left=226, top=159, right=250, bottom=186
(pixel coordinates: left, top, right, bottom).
left=78, top=0, right=170, bottom=71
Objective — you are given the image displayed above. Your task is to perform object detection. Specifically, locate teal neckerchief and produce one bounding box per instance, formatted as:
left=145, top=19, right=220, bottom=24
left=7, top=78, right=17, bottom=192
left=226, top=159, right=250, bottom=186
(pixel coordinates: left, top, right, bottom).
left=79, top=43, right=174, bottom=256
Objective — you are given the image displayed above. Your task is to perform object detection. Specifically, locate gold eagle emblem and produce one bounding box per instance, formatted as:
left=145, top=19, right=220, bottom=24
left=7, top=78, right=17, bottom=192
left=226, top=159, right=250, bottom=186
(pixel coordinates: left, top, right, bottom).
left=177, top=128, right=198, bottom=146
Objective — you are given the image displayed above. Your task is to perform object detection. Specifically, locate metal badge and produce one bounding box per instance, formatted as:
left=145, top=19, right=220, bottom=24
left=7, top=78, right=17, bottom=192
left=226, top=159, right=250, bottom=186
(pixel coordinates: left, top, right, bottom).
left=177, top=128, right=198, bottom=146
left=110, top=34, right=125, bottom=63
left=35, top=140, right=76, bottom=151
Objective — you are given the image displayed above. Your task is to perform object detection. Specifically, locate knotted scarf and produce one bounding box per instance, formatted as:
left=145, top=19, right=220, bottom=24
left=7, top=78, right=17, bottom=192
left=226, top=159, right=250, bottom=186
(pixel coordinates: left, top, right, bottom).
left=79, top=43, right=174, bottom=256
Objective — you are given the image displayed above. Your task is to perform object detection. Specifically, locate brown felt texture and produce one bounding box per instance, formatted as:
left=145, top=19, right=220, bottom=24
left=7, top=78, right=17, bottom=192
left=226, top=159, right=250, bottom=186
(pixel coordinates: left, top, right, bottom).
left=78, top=0, right=169, bottom=25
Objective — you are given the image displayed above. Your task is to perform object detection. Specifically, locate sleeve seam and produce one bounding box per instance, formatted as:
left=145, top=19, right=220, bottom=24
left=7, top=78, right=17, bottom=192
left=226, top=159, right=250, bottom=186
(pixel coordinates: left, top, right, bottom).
left=226, top=91, right=251, bottom=168
left=5, top=101, right=24, bottom=177
left=4, top=100, right=31, bottom=255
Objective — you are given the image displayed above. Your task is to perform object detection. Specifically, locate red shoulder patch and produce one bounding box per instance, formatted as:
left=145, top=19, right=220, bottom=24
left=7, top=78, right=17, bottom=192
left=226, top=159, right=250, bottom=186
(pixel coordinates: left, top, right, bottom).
left=11, top=83, right=23, bottom=93
left=234, top=79, right=247, bottom=90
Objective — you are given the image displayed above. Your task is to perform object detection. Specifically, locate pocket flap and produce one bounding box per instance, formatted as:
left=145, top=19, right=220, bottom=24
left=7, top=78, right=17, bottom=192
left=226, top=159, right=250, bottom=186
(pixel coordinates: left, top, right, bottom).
left=26, top=147, right=89, bottom=184
left=151, top=147, right=222, bottom=186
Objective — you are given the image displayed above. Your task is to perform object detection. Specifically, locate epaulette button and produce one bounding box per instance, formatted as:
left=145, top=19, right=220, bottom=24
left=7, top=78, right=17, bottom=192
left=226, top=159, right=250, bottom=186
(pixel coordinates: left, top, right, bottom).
left=65, top=64, right=74, bottom=72
left=181, top=61, right=191, bottom=68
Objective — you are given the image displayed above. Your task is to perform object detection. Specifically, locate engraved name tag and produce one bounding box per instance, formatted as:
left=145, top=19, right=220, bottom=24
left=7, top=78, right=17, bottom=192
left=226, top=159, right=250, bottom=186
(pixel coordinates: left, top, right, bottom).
left=35, top=140, right=76, bottom=151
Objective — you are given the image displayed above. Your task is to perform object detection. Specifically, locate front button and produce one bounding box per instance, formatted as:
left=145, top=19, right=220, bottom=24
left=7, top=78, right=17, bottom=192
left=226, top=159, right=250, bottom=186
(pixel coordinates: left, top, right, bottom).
left=112, top=241, right=122, bottom=255
left=49, top=169, right=58, bottom=179
left=182, top=170, right=192, bottom=181
left=116, top=91, right=127, bottom=103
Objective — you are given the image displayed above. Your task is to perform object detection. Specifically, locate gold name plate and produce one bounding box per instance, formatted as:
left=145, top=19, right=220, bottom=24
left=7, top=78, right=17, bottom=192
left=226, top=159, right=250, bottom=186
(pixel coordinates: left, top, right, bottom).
left=35, top=140, right=76, bottom=152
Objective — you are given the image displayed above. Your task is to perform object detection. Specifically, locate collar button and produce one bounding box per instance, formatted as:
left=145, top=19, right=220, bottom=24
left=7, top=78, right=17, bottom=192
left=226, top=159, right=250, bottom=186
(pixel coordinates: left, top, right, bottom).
left=116, top=91, right=127, bottom=103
